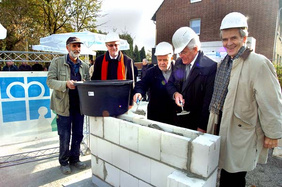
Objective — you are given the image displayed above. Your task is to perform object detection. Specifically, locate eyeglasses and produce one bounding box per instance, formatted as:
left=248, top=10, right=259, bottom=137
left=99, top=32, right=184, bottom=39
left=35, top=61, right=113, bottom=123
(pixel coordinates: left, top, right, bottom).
left=107, top=44, right=119, bottom=48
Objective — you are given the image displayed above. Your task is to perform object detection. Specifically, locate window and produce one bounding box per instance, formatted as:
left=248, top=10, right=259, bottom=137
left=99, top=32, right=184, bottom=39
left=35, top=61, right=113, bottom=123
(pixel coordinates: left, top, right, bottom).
left=190, top=19, right=201, bottom=35
left=190, top=0, right=202, bottom=3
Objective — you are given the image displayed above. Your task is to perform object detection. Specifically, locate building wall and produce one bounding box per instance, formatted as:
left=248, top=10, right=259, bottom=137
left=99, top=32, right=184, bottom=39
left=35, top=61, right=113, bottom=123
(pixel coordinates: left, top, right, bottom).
left=155, top=0, right=280, bottom=61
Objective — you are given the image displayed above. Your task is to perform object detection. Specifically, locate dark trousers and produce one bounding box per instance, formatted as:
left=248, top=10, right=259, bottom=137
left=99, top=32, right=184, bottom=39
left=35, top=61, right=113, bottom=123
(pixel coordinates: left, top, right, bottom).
left=56, top=112, right=84, bottom=166
left=219, top=169, right=247, bottom=187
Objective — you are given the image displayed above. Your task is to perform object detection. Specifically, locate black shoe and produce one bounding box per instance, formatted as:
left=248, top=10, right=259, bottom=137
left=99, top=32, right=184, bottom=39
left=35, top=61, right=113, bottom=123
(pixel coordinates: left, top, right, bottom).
left=71, top=161, right=87, bottom=169
left=60, top=164, right=71, bottom=174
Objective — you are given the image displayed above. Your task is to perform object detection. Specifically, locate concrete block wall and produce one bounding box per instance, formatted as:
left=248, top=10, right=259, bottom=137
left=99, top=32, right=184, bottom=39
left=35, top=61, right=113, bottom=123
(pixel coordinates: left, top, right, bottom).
left=89, top=114, right=220, bottom=187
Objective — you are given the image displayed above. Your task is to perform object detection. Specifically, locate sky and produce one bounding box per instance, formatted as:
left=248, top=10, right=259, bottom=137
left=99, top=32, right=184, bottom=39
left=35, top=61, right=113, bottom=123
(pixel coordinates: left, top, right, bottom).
left=96, top=0, right=164, bottom=52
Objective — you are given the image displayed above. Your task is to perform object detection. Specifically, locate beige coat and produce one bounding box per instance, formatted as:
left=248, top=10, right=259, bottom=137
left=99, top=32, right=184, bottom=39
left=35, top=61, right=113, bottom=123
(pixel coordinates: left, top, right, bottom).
left=208, top=50, right=282, bottom=172
left=47, top=55, right=90, bottom=116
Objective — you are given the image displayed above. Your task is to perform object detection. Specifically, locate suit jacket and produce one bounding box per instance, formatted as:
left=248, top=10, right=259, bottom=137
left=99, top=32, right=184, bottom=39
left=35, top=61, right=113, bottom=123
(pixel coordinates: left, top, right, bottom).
left=167, top=51, right=217, bottom=130
left=134, top=65, right=176, bottom=125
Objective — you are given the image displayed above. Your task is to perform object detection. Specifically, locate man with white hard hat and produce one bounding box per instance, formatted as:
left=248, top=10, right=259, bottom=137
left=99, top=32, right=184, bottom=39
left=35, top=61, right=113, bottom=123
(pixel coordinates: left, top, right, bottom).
left=167, top=27, right=217, bottom=132
left=133, top=42, right=177, bottom=124
left=91, top=32, right=135, bottom=106
left=207, top=12, right=282, bottom=186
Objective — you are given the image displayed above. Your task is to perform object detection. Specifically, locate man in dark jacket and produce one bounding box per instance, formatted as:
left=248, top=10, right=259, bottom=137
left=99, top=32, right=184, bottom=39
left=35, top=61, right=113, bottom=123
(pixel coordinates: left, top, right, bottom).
left=134, top=42, right=176, bottom=125
left=2, top=60, right=18, bottom=71
left=91, top=32, right=135, bottom=106
left=167, top=27, right=217, bottom=132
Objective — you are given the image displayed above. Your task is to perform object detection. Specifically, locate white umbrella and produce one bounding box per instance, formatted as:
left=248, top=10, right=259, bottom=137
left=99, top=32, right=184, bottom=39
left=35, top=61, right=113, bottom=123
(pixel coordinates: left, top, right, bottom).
left=0, top=23, right=7, bottom=39
left=32, top=31, right=129, bottom=55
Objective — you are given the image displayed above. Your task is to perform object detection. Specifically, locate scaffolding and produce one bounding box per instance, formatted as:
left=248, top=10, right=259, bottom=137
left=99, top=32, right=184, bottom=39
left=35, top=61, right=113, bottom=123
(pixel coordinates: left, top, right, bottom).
left=0, top=51, right=63, bottom=63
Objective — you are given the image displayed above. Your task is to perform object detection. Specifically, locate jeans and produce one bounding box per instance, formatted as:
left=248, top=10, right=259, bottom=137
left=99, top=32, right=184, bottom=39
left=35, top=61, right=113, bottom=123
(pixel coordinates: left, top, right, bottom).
left=56, top=112, right=84, bottom=166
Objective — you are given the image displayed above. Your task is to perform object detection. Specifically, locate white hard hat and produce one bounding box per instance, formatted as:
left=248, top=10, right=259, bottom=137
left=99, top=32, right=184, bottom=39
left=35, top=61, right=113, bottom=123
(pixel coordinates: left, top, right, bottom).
left=220, top=12, right=248, bottom=30
left=172, top=27, right=198, bottom=54
left=154, top=42, right=173, bottom=56
left=105, top=32, right=120, bottom=43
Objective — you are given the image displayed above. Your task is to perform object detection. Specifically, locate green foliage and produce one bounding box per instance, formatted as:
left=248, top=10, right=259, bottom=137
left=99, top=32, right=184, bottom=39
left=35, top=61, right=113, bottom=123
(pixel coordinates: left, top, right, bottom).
left=120, top=33, right=134, bottom=58
left=133, top=45, right=141, bottom=62
left=275, top=64, right=282, bottom=87
left=0, top=0, right=101, bottom=51
left=139, top=47, right=146, bottom=61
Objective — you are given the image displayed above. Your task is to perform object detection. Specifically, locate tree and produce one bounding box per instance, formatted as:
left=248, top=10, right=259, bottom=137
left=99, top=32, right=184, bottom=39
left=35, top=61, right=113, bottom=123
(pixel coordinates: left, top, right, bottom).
left=133, top=45, right=141, bottom=62
left=0, top=0, right=101, bottom=51
left=119, top=32, right=134, bottom=58
left=139, top=47, right=146, bottom=61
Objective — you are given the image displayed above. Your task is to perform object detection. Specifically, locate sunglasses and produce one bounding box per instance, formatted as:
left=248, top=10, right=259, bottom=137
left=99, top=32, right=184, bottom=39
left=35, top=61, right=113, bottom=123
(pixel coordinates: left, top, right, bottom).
left=107, top=44, right=119, bottom=48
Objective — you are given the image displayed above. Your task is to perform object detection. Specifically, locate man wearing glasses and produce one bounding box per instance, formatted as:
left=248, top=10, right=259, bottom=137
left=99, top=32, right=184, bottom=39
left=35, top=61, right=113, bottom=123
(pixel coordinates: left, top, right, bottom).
left=91, top=32, right=134, bottom=82
left=166, top=27, right=217, bottom=132
left=91, top=32, right=135, bottom=107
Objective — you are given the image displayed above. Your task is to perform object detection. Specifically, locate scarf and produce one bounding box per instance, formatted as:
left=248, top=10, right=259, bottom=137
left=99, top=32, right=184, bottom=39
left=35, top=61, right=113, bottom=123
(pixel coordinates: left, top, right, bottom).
left=209, top=46, right=246, bottom=114
left=101, top=52, right=126, bottom=80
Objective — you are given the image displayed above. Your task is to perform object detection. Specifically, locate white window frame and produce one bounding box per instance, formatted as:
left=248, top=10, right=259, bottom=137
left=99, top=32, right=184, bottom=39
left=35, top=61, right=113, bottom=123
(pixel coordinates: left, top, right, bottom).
left=190, top=0, right=202, bottom=3
left=190, top=19, right=201, bottom=35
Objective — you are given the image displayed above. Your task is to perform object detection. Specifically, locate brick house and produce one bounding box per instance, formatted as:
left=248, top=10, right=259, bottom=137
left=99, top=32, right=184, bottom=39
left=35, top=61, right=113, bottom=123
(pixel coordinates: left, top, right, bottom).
left=152, top=0, right=282, bottom=63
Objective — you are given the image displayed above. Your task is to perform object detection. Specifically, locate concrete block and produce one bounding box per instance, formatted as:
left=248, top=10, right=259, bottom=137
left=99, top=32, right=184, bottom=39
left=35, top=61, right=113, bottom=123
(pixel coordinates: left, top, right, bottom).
left=91, top=155, right=105, bottom=180
left=119, top=120, right=139, bottom=151
left=139, top=180, right=153, bottom=187
left=138, top=126, right=161, bottom=160
left=172, top=126, right=199, bottom=140
left=150, top=159, right=175, bottom=187
left=104, top=117, right=120, bottom=144
left=161, top=131, right=191, bottom=170
left=90, top=117, right=104, bottom=138
left=190, top=134, right=220, bottom=178
left=104, top=163, right=120, bottom=187
left=92, top=174, right=112, bottom=187
left=120, top=170, right=139, bottom=187
left=112, top=144, right=130, bottom=172
left=129, top=151, right=151, bottom=183
left=90, top=135, right=98, bottom=156
left=167, top=170, right=206, bottom=187
left=97, top=138, right=113, bottom=164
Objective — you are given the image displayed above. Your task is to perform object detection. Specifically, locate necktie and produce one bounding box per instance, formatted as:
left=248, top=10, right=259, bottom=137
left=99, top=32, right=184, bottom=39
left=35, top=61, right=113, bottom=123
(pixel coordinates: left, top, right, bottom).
left=185, top=64, right=191, bottom=80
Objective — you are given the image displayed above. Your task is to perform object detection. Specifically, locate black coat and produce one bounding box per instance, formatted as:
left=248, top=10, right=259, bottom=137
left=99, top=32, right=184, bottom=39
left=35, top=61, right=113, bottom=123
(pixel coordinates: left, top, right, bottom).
left=166, top=51, right=217, bottom=130
left=134, top=65, right=176, bottom=125
left=92, top=51, right=135, bottom=105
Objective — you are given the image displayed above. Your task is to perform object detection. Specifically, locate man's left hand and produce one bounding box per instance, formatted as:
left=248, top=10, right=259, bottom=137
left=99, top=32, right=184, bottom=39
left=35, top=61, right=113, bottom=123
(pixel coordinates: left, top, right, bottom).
left=264, top=136, right=278, bottom=148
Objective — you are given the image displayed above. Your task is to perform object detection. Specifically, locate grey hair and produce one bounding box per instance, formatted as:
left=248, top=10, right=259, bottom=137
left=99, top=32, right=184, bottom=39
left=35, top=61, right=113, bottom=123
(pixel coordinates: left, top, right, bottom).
left=187, top=36, right=201, bottom=51
left=143, top=58, right=148, bottom=62
left=220, top=28, right=248, bottom=39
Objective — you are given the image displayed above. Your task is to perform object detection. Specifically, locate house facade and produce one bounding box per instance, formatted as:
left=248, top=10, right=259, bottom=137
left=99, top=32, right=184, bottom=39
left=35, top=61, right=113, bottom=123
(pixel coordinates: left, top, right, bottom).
left=152, top=0, right=282, bottom=63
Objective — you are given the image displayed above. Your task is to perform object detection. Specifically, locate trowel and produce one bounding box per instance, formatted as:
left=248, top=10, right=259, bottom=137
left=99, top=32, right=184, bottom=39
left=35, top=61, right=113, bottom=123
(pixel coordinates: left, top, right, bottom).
left=177, top=101, right=190, bottom=116
left=132, top=97, right=146, bottom=116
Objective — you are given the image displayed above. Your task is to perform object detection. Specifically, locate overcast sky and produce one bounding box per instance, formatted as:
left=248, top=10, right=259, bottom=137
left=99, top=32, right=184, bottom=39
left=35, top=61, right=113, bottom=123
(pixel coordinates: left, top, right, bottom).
left=96, top=0, right=164, bottom=52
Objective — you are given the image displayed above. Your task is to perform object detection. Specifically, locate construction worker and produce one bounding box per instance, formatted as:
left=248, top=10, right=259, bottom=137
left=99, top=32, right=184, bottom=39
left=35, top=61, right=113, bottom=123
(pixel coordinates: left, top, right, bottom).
left=134, top=42, right=177, bottom=124
left=207, top=12, right=282, bottom=186
left=167, top=27, right=217, bottom=132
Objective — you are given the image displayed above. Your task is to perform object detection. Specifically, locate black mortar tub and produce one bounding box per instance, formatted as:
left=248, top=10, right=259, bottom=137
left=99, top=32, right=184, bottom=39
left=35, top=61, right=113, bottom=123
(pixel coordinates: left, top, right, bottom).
left=74, top=80, right=133, bottom=117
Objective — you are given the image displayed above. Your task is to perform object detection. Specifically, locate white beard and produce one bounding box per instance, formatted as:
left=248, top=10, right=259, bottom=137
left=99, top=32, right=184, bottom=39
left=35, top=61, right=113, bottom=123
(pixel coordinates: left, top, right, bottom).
left=70, top=50, right=80, bottom=58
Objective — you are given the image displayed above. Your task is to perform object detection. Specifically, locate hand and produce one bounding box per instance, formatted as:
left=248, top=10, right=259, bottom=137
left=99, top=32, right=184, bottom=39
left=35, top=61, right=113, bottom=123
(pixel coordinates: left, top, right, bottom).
left=66, top=80, right=76, bottom=90
left=264, top=136, right=278, bottom=148
left=174, top=92, right=184, bottom=107
left=133, top=93, right=142, bottom=103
